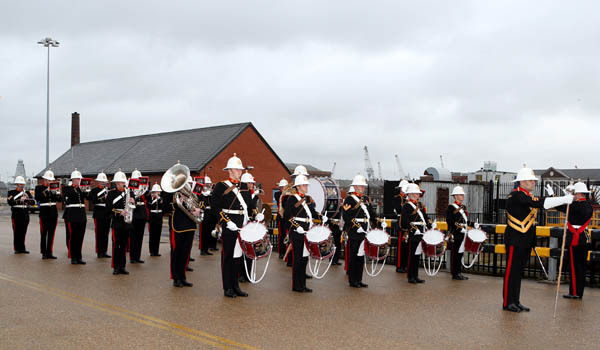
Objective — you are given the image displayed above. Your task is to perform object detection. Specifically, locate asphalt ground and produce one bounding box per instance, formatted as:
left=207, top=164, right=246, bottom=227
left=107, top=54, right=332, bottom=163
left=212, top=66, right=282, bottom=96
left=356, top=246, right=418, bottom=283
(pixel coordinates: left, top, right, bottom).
left=1, top=214, right=599, bottom=349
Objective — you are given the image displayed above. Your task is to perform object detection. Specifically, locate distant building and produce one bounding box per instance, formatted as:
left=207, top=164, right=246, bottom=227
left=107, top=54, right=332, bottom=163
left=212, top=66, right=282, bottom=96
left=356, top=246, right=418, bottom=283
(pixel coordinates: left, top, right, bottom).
left=0, top=181, right=8, bottom=198
left=37, top=115, right=289, bottom=204
left=285, top=163, right=331, bottom=178
left=534, top=167, right=600, bottom=184
left=467, top=162, right=516, bottom=183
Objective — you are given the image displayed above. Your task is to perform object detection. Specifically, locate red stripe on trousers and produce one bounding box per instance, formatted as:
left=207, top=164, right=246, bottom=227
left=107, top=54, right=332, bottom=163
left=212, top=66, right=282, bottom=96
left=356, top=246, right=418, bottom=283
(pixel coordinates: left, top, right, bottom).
left=503, top=246, right=514, bottom=307
left=11, top=218, right=15, bottom=250
left=198, top=223, right=203, bottom=250
left=111, top=228, right=116, bottom=268
left=570, top=245, right=576, bottom=295
left=68, top=222, right=73, bottom=259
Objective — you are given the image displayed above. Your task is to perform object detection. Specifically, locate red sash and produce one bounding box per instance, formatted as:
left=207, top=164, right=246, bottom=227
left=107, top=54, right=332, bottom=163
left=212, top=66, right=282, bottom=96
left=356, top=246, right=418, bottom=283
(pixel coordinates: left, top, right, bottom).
left=567, top=218, right=591, bottom=246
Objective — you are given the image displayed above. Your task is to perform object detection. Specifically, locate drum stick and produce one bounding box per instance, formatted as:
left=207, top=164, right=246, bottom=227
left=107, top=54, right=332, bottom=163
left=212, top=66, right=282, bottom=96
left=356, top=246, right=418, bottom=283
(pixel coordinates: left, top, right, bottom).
left=553, top=203, right=570, bottom=319
left=533, top=247, right=549, bottom=279
left=283, top=242, right=292, bottom=261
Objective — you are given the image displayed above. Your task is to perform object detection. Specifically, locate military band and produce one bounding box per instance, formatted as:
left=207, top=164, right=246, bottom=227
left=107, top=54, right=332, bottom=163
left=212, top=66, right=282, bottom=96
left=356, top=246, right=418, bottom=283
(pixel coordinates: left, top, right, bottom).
left=130, top=169, right=149, bottom=264
left=35, top=170, right=61, bottom=259
left=106, top=170, right=134, bottom=275
left=148, top=184, right=164, bottom=257
left=89, top=172, right=111, bottom=259
left=8, top=176, right=32, bottom=254
left=63, top=169, right=89, bottom=264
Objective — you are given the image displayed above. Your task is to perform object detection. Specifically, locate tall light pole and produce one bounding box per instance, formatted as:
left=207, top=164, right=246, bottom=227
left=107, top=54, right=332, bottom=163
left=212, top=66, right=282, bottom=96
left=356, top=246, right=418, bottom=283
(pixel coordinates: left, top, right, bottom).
left=37, top=37, right=59, bottom=168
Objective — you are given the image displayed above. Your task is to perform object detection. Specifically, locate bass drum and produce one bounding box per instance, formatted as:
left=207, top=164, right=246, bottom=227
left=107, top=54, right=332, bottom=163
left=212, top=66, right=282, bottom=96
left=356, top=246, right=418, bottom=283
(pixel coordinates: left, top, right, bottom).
left=306, top=177, right=341, bottom=215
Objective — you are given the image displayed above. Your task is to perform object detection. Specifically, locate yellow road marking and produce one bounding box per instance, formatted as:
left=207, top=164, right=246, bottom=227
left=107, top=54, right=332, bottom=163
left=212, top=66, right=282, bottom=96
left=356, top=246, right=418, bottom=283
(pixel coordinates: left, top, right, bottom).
left=0, top=272, right=260, bottom=350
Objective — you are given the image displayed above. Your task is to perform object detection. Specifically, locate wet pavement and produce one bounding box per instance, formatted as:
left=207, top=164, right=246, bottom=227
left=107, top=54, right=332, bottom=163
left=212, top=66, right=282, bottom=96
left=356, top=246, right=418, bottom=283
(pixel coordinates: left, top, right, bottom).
left=1, top=214, right=599, bottom=349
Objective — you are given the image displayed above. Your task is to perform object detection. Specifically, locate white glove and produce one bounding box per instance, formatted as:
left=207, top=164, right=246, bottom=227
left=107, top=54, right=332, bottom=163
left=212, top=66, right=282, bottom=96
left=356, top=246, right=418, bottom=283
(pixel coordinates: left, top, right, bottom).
left=211, top=229, right=218, bottom=238
left=296, top=226, right=306, bottom=234
left=322, top=215, right=328, bottom=224
left=543, top=194, right=574, bottom=209
left=357, top=227, right=366, bottom=234
left=431, top=221, right=437, bottom=230
left=461, top=228, right=467, bottom=234
left=545, top=184, right=555, bottom=197
left=381, top=220, right=388, bottom=229
left=226, top=221, right=238, bottom=231
left=474, top=222, right=480, bottom=230
left=255, top=213, right=265, bottom=222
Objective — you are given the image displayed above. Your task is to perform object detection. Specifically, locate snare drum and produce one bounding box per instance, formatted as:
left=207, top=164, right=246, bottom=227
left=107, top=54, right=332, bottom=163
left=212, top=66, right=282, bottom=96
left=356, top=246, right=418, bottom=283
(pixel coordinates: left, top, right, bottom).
left=464, top=229, right=487, bottom=255
left=421, top=230, right=446, bottom=257
left=305, top=225, right=335, bottom=260
left=239, top=222, right=270, bottom=260
left=364, top=229, right=390, bottom=261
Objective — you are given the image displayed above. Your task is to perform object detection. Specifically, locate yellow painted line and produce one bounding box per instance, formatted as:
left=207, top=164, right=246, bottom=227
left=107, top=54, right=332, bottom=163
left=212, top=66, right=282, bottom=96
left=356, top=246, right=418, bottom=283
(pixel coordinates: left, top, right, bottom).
left=436, top=222, right=448, bottom=231
left=492, top=245, right=550, bottom=257
left=0, top=272, right=259, bottom=350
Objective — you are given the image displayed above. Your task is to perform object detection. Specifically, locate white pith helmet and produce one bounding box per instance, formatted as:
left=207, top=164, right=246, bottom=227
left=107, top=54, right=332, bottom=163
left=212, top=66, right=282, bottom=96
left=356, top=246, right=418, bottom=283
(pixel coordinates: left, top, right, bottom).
left=95, top=172, right=108, bottom=182
left=294, top=175, right=310, bottom=187
left=292, top=165, right=309, bottom=177
left=350, top=174, right=367, bottom=187
left=224, top=153, right=245, bottom=170
left=42, top=169, right=55, bottom=181
left=70, top=169, right=83, bottom=180
left=451, top=186, right=466, bottom=196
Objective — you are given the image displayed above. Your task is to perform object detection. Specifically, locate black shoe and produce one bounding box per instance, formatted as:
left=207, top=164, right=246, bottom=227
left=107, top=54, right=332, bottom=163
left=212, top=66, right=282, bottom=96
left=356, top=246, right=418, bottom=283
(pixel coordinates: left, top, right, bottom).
left=130, top=260, right=137, bottom=264
left=358, top=282, right=368, bottom=288
left=137, top=259, right=144, bottom=263
left=205, top=251, right=213, bottom=256
left=415, top=278, right=425, bottom=283
left=150, top=253, right=161, bottom=257
left=77, top=260, right=86, bottom=265
left=233, top=288, right=248, bottom=297
left=396, top=267, right=407, bottom=273
left=42, top=255, right=49, bottom=260
left=517, top=303, right=530, bottom=312
left=71, top=260, right=78, bottom=265
left=408, top=279, right=418, bottom=284
left=181, top=280, right=193, bottom=287
left=189, top=257, right=195, bottom=262
left=113, top=269, right=119, bottom=275
left=453, top=275, right=467, bottom=280
left=210, top=248, right=218, bottom=251
left=224, top=289, right=237, bottom=298
left=293, top=288, right=305, bottom=293
left=305, top=274, right=312, bottom=279
left=563, top=294, right=578, bottom=299
left=119, top=269, right=129, bottom=275
left=173, top=280, right=184, bottom=288
left=279, top=254, right=285, bottom=259
left=302, top=287, right=313, bottom=293
left=349, top=282, right=361, bottom=288
left=47, top=255, right=57, bottom=259
left=23, top=250, right=30, bottom=254
left=332, top=262, right=342, bottom=266
left=186, top=267, right=194, bottom=272
left=200, top=251, right=208, bottom=256
left=503, top=304, right=521, bottom=313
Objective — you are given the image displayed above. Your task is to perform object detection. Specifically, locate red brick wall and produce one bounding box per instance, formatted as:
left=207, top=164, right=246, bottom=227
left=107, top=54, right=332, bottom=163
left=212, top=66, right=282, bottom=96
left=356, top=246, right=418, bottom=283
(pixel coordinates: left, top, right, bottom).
left=143, top=126, right=290, bottom=204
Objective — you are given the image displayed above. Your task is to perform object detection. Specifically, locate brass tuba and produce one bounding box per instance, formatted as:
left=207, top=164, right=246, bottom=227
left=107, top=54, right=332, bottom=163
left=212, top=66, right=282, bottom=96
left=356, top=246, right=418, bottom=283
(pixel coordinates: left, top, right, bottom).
left=161, top=162, right=204, bottom=223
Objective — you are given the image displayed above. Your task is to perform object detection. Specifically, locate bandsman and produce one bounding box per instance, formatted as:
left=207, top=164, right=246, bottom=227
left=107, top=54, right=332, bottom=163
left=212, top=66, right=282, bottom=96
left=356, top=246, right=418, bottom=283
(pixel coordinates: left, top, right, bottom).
left=148, top=183, right=164, bottom=257
left=106, top=170, right=134, bottom=275
left=8, top=176, right=32, bottom=254
left=35, top=170, right=61, bottom=259
left=62, top=169, right=89, bottom=264
left=89, top=172, right=111, bottom=258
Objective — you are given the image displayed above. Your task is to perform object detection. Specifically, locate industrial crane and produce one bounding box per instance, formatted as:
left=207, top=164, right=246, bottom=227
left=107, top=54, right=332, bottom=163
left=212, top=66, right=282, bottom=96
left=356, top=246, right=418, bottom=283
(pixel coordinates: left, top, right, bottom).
left=395, top=154, right=406, bottom=179
left=331, top=162, right=336, bottom=177
left=363, top=146, right=375, bottom=181
left=377, top=162, right=383, bottom=180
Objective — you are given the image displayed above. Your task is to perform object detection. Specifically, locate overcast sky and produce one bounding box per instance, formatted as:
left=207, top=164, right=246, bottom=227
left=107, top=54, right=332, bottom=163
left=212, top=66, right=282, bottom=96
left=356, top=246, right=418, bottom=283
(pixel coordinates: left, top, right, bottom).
left=2, top=1, right=599, bottom=182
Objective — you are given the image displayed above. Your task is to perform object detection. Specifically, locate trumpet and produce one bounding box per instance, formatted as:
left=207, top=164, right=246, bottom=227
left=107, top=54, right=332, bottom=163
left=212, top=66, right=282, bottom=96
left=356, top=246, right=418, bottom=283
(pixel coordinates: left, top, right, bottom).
left=161, top=163, right=204, bottom=223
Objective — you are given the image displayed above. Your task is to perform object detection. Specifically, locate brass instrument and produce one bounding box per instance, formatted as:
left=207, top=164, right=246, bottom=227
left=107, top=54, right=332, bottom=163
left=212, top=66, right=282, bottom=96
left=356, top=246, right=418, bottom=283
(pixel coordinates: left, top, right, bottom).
left=161, top=163, right=204, bottom=223
left=123, top=186, right=134, bottom=224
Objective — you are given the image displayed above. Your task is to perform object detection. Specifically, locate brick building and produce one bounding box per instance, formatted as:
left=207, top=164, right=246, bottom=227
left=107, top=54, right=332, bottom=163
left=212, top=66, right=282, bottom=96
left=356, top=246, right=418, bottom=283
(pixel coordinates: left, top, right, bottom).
left=37, top=114, right=290, bottom=206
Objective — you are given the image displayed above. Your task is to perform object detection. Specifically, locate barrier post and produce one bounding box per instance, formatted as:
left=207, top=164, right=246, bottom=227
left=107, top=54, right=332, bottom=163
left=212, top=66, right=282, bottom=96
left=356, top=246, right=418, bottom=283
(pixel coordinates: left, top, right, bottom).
left=548, top=236, right=558, bottom=281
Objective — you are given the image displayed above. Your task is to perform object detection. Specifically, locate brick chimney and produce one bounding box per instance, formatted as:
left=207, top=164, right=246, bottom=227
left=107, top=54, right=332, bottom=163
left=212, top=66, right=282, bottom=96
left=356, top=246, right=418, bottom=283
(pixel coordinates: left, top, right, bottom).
left=71, top=112, right=80, bottom=147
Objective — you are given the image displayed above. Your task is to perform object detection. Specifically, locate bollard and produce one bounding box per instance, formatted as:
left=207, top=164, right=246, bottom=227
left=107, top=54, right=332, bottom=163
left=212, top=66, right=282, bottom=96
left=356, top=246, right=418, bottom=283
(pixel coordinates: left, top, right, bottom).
left=548, top=236, right=558, bottom=281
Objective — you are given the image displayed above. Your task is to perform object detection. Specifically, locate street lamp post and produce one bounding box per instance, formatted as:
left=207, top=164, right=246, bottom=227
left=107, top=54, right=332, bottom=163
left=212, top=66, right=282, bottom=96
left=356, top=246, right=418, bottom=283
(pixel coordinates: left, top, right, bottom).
left=37, top=37, right=59, bottom=168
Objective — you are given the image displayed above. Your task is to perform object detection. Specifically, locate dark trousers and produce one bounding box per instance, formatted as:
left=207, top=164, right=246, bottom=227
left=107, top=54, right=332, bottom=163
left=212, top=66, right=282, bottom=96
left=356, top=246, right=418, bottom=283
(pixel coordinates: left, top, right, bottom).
left=291, top=231, right=308, bottom=290
left=199, top=220, right=214, bottom=252
left=112, top=225, right=130, bottom=269
left=451, top=232, right=464, bottom=277
left=207, top=222, right=218, bottom=250
left=407, top=234, right=423, bottom=280
left=94, top=216, right=111, bottom=256
left=64, top=219, right=70, bottom=249
left=568, top=244, right=589, bottom=297
left=130, top=219, right=146, bottom=261
left=347, top=234, right=365, bottom=284
left=67, top=221, right=86, bottom=261
left=148, top=219, right=162, bottom=255
left=278, top=219, right=286, bottom=257
left=502, top=244, right=530, bottom=307
left=170, top=230, right=195, bottom=281
left=220, top=228, right=241, bottom=290
left=331, top=225, right=342, bottom=264
left=11, top=217, right=29, bottom=251
left=39, top=217, right=57, bottom=256
left=396, top=231, right=409, bottom=269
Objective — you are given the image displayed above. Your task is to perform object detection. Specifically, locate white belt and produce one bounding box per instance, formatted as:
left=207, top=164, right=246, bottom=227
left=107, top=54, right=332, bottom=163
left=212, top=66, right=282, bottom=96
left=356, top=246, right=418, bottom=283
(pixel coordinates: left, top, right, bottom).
left=205, top=206, right=211, bottom=210
left=411, top=222, right=425, bottom=226
left=354, top=218, right=369, bottom=223
left=330, top=219, right=341, bottom=223
left=151, top=210, right=162, bottom=213
left=13, top=205, right=27, bottom=208
left=95, top=203, right=106, bottom=207
left=66, top=204, right=85, bottom=208
left=39, top=202, right=57, bottom=207
left=293, top=217, right=310, bottom=223
left=223, top=209, right=244, bottom=215
left=136, top=202, right=145, bottom=205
